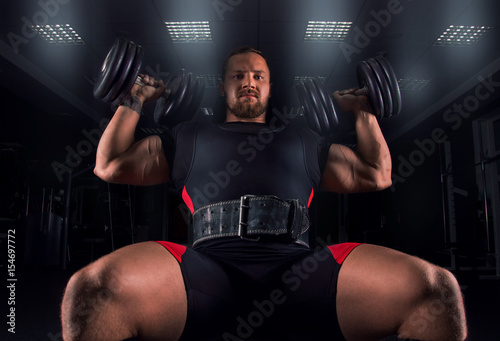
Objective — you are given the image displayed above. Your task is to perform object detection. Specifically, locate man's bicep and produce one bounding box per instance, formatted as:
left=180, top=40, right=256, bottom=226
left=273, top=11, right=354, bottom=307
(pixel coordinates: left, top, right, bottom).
left=130, top=135, right=170, bottom=185
left=320, top=144, right=355, bottom=193
left=320, top=144, right=375, bottom=193
left=106, top=135, right=170, bottom=186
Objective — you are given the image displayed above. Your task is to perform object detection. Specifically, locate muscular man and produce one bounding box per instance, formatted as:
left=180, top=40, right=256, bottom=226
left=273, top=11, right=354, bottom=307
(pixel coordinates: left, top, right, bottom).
left=61, top=47, right=467, bottom=341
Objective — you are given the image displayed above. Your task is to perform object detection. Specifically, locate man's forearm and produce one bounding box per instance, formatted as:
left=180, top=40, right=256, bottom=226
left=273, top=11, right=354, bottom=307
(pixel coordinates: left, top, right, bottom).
left=95, top=103, right=142, bottom=173
left=354, top=110, right=392, bottom=176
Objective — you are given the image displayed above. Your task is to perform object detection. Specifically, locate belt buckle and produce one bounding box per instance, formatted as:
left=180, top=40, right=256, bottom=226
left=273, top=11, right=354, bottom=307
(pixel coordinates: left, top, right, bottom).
left=238, top=195, right=260, bottom=241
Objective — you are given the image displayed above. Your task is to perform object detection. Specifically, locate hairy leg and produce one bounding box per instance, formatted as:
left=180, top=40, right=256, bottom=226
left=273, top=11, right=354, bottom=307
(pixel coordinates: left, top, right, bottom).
left=336, top=244, right=467, bottom=341
left=61, top=242, right=187, bottom=341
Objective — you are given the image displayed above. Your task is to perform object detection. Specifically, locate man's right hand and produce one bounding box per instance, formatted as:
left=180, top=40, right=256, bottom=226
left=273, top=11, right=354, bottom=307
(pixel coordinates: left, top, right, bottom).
left=332, top=88, right=372, bottom=115
left=132, top=74, right=166, bottom=104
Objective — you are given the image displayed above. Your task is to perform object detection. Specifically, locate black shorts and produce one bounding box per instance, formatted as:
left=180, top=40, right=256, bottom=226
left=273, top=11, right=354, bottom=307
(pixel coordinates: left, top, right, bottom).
left=156, top=238, right=360, bottom=341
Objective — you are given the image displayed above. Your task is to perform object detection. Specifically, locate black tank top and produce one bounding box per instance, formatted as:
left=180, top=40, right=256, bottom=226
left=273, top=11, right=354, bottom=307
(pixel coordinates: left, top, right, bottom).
left=162, top=121, right=329, bottom=213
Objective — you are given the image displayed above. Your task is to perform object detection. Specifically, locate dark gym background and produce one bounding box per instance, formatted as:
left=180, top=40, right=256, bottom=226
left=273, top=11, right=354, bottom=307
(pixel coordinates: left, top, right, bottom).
left=1, top=0, right=499, bottom=340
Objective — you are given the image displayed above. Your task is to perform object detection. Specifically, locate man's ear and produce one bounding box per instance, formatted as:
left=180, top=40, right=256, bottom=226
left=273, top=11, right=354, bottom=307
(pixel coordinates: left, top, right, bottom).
left=219, top=82, right=225, bottom=96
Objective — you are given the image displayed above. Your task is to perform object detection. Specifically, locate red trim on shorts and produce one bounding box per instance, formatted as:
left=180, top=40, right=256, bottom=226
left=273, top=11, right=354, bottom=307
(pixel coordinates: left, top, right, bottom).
left=155, top=241, right=187, bottom=263
left=307, top=188, right=314, bottom=208
left=328, top=243, right=362, bottom=265
left=182, top=187, right=194, bottom=214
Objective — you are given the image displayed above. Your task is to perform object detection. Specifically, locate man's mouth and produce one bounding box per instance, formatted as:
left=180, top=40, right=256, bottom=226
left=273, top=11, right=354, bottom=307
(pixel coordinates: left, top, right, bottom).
left=239, top=91, right=259, bottom=99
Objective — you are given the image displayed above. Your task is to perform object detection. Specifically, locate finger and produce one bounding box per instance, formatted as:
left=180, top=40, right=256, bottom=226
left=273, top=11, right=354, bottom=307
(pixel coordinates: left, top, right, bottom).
left=140, top=74, right=158, bottom=86
left=334, top=89, right=351, bottom=96
left=343, top=88, right=358, bottom=95
left=333, top=90, right=347, bottom=99
left=147, top=76, right=157, bottom=86
left=152, top=79, right=164, bottom=88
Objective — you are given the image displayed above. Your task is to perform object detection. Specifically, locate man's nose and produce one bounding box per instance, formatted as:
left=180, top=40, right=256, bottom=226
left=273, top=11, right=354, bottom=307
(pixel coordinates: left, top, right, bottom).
left=242, top=75, right=256, bottom=89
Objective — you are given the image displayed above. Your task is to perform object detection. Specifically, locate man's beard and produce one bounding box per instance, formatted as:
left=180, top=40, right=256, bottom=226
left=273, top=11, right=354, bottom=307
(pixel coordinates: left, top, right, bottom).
left=227, top=92, right=268, bottom=119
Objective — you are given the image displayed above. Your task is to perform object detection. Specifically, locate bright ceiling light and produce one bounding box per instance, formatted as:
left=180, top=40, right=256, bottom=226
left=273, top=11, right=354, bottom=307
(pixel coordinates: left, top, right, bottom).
left=434, top=25, right=493, bottom=46
left=398, top=77, right=432, bottom=91
left=293, top=75, right=327, bottom=84
left=198, top=74, right=221, bottom=87
left=33, top=24, right=84, bottom=45
left=304, top=21, right=352, bottom=42
left=165, top=21, right=212, bottom=43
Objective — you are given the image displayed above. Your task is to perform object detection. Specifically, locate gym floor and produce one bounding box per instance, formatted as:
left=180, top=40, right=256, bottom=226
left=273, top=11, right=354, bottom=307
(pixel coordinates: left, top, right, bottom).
left=2, top=260, right=499, bottom=341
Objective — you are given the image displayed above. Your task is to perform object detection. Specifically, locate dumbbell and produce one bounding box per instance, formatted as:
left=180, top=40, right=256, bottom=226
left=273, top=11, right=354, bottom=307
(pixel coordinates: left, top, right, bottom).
left=295, top=55, right=402, bottom=136
left=93, top=38, right=204, bottom=126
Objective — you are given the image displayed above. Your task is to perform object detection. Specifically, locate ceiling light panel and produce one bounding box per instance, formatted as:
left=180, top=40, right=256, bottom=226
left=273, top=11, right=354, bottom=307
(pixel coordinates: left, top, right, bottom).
left=165, top=21, right=212, bottom=43
left=33, top=24, right=84, bottom=45
left=304, top=21, right=352, bottom=42
left=198, top=74, right=221, bottom=87
left=398, top=77, right=432, bottom=91
left=434, top=25, right=493, bottom=46
left=293, top=75, right=327, bottom=84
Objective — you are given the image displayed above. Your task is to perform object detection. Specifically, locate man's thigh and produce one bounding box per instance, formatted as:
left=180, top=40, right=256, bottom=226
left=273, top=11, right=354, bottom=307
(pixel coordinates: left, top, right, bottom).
left=62, top=241, right=188, bottom=341
left=336, top=244, right=443, bottom=340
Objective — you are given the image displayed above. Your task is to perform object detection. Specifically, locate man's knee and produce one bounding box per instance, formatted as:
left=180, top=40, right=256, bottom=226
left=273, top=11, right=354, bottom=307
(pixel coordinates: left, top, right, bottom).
left=402, top=263, right=467, bottom=340
left=61, top=260, right=129, bottom=340
left=428, top=267, right=467, bottom=340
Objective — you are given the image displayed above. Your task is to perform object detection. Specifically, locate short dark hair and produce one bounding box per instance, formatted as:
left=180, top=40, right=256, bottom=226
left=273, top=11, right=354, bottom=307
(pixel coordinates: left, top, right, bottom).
left=221, top=46, right=269, bottom=81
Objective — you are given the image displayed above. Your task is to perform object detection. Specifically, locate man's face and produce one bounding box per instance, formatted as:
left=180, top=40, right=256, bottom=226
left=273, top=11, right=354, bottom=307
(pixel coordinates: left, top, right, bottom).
left=220, top=52, right=272, bottom=122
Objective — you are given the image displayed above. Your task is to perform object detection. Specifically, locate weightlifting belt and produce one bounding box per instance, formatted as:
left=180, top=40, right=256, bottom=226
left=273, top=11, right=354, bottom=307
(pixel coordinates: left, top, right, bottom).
left=191, top=195, right=310, bottom=247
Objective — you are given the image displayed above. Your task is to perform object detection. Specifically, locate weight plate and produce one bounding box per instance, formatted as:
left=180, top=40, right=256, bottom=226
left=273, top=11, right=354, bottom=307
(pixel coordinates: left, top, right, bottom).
left=169, top=71, right=192, bottom=124
left=367, top=58, right=393, bottom=119
left=192, top=78, right=204, bottom=113
left=357, top=61, right=384, bottom=119
left=154, top=71, right=177, bottom=125
left=184, top=77, right=204, bottom=121
left=374, top=55, right=402, bottom=116
left=179, top=77, right=198, bottom=122
left=93, top=38, right=128, bottom=99
left=312, top=77, right=339, bottom=130
left=114, top=43, right=144, bottom=105
left=154, top=97, right=168, bottom=125
left=154, top=70, right=191, bottom=126
left=295, top=81, right=322, bottom=135
left=156, top=69, right=184, bottom=124
left=191, top=77, right=205, bottom=115
left=305, top=78, right=330, bottom=136
left=103, top=40, right=137, bottom=103
left=173, top=72, right=197, bottom=124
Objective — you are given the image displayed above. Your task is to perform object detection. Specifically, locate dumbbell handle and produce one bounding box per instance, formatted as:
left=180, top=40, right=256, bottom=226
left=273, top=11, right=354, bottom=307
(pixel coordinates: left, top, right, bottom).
left=135, top=75, right=171, bottom=97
